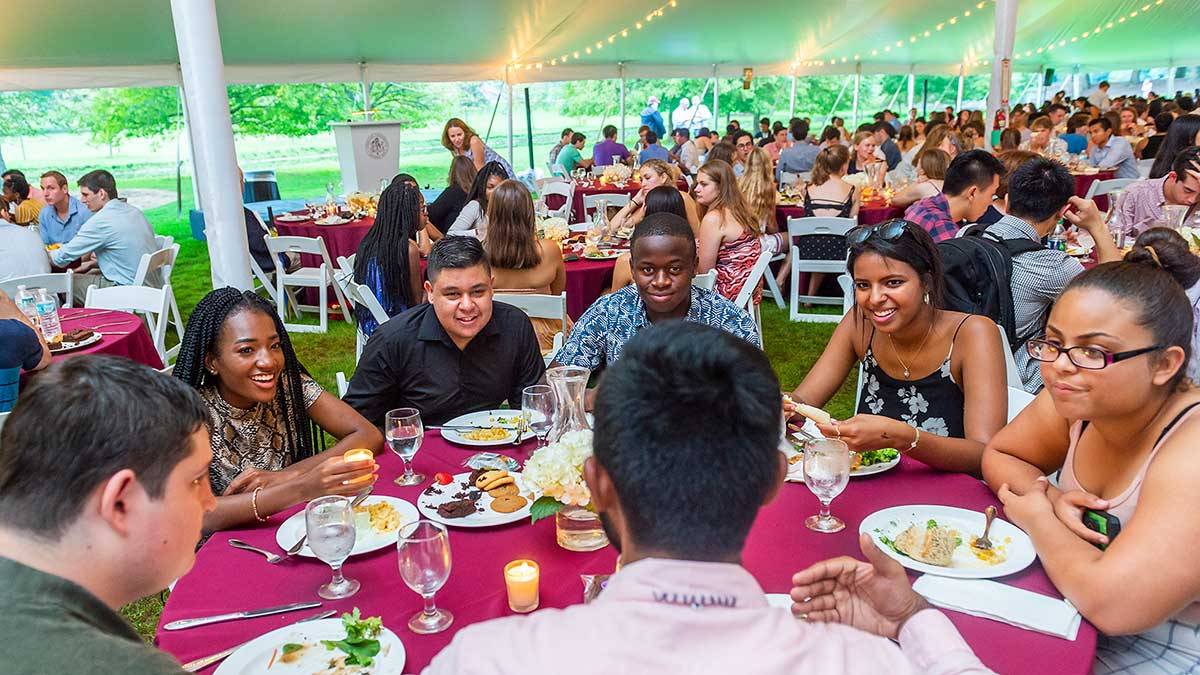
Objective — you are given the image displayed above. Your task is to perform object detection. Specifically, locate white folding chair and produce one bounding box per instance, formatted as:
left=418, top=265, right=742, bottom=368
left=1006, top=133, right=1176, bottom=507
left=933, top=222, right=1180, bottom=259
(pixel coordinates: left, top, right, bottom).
left=263, top=235, right=353, bottom=334
left=155, top=234, right=174, bottom=250
left=732, top=250, right=773, bottom=342
left=787, top=216, right=856, bottom=323
left=336, top=371, right=350, bottom=398
left=692, top=270, right=717, bottom=290
left=84, top=284, right=172, bottom=364
left=133, top=245, right=185, bottom=350
left=494, top=291, right=569, bottom=365
left=157, top=364, right=175, bottom=376
left=1, top=271, right=75, bottom=308
left=0, top=410, right=8, bottom=434
left=1137, top=158, right=1154, bottom=178
left=342, top=280, right=391, bottom=362
left=997, top=324, right=1024, bottom=390
left=1084, top=178, right=1137, bottom=201
left=539, top=181, right=575, bottom=221
left=837, top=273, right=855, bottom=315
left=1007, top=386, right=1036, bottom=423
left=334, top=254, right=357, bottom=305
left=582, top=193, right=630, bottom=221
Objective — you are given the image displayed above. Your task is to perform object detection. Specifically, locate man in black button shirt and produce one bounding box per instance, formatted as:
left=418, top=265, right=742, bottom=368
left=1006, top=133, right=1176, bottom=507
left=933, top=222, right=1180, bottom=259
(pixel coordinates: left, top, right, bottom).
left=344, top=237, right=545, bottom=427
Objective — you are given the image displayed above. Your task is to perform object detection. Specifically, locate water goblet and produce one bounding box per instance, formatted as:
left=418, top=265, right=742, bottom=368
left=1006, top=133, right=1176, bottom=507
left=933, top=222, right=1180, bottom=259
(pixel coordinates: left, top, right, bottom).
left=803, top=439, right=851, bottom=533
left=522, top=385, right=554, bottom=448
left=397, top=520, right=454, bottom=634
left=386, top=408, right=424, bottom=486
left=305, top=496, right=360, bottom=599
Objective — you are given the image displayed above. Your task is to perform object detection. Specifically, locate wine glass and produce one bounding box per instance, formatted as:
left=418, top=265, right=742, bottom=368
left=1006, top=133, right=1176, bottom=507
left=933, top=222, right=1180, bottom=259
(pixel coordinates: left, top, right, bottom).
left=522, top=385, right=554, bottom=447
left=305, top=496, right=360, bottom=599
left=386, top=408, right=424, bottom=486
left=803, top=439, right=851, bottom=533
left=397, top=520, right=453, bottom=634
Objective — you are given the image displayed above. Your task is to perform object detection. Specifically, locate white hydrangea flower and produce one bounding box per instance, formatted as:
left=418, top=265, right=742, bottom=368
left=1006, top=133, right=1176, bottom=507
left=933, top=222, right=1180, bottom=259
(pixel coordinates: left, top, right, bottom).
left=522, top=430, right=594, bottom=507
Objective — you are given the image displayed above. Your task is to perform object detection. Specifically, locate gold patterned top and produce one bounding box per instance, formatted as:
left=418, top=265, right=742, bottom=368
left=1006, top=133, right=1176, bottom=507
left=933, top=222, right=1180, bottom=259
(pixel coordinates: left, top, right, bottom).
left=199, top=374, right=323, bottom=495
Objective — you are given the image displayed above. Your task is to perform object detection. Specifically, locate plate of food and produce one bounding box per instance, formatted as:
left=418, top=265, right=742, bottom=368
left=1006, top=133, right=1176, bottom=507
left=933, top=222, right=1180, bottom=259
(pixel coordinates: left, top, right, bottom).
left=860, top=504, right=1036, bottom=579
left=315, top=215, right=350, bottom=226
left=49, top=329, right=103, bottom=354
left=214, top=611, right=404, bottom=674
left=275, top=496, right=417, bottom=558
left=417, top=469, right=532, bottom=528
left=439, top=410, right=534, bottom=446
left=274, top=213, right=311, bottom=223
left=583, top=247, right=623, bottom=260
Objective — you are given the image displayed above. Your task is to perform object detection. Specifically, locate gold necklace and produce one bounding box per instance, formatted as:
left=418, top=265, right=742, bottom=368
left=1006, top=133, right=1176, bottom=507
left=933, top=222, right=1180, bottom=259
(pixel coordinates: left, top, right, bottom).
left=889, top=318, right=935, bottom=380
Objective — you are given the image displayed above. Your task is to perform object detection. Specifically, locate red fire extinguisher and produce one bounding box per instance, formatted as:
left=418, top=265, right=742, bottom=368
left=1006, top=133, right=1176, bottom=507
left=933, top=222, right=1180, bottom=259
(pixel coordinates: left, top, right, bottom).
left=994, top=106, right=1007, bottom=130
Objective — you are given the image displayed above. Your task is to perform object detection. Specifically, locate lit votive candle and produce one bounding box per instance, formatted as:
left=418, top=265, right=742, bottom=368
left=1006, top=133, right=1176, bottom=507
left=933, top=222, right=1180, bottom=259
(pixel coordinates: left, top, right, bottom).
left=342, top=448, right=375, bottom=484
left=504, top=560, right=540, bottom=613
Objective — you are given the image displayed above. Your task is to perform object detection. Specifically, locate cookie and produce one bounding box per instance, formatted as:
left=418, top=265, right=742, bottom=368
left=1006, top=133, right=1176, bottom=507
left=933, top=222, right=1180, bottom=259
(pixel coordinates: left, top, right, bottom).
left=480, top=475, right=514, bottom=491
left=487, top=483, right=519, bottom=498
left=489, top=495, right=528, bottom=514
left=436, top=499, right=477, bottom=519
left=474, top=470, right=507, bottom=489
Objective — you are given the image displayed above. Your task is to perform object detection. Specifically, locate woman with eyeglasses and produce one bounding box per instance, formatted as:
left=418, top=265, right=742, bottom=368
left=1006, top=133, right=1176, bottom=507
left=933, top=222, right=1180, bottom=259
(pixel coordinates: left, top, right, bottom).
left=982, top=259, right=1200, bottom=670
left=785, top=219, right=1008, bottom=475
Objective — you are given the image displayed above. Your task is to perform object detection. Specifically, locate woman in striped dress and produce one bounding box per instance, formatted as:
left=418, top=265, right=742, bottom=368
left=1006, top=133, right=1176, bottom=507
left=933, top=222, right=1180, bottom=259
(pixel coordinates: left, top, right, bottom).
left=693, top=159, right=763, bottom=304
left=442, top=118, right=514, bottom=179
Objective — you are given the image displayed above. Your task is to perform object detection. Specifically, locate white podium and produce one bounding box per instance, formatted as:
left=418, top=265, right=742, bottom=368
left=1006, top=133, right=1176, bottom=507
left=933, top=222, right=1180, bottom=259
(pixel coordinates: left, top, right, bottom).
left=330, top=121, right=402, bottom=194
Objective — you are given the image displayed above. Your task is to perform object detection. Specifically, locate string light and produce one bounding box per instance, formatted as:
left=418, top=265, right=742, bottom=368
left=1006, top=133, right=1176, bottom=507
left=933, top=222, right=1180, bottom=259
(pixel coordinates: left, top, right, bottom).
left=1013, top=0, right=1166, bottom=62
left=511, top=0, right=681, bottom=71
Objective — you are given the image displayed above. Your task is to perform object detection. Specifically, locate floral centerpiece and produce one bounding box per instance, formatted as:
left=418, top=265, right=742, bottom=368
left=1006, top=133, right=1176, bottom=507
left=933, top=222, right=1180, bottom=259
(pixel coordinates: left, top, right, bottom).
left=522, top=429, right=608, bottom=551
left=598, top=163, right=633, bottom=185
left=346, top=192, right=379, bottom=218
left=536, top=216, right=570, bottom=243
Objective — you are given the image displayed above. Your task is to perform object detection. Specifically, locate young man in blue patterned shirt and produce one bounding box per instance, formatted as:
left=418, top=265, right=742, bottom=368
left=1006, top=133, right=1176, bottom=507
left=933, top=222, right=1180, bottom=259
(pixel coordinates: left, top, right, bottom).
left=553, top=212, right=760, bottom=372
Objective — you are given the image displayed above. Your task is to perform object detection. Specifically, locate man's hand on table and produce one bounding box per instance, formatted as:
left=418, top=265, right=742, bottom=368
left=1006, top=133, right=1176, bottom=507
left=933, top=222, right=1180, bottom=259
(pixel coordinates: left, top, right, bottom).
left=790, top=532, right=930, bottom=640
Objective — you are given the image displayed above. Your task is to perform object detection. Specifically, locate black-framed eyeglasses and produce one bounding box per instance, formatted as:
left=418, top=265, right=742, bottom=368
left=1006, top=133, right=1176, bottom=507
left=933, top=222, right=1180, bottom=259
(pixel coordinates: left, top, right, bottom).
left=846, top=219, right=909, bottom=246
left=1025, top=338, right=1164, bottom=370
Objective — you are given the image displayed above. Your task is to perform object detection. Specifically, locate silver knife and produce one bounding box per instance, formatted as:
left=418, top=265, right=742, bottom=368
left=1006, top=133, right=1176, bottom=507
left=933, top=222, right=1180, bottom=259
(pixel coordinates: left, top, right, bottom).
left=181, top=609, right=336, bottom=672
left=164, top=600, right=322, bottom=631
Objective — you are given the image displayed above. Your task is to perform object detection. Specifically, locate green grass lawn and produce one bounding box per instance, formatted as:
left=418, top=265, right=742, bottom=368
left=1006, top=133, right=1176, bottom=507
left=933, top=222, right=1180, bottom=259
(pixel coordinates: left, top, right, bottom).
left=116, top=168, right=856, bottom=640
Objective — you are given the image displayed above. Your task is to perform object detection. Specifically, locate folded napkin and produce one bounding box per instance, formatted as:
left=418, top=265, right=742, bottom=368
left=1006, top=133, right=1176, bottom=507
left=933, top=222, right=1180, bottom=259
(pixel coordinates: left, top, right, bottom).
left=913, top=575, right=1081, bottom=640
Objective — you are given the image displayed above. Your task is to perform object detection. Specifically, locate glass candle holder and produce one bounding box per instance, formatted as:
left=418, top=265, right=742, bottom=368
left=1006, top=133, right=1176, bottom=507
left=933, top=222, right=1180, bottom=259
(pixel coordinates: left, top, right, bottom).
left=504, top=560, right=540, bottom=613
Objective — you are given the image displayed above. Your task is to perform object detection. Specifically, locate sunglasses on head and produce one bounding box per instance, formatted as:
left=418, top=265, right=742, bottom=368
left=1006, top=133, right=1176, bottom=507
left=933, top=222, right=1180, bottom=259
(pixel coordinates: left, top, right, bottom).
left=845, top=219, right=910, bottom=246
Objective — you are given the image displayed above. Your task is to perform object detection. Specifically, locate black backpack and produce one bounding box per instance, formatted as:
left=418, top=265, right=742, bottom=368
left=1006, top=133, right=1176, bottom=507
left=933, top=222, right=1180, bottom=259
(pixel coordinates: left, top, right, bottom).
left=937, top=226, right=1044, bottom=351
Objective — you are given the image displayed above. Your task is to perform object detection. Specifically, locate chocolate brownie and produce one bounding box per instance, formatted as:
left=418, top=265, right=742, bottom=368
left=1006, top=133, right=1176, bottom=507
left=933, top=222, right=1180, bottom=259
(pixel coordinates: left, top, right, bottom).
left=436, top=499, right=477, bottom=519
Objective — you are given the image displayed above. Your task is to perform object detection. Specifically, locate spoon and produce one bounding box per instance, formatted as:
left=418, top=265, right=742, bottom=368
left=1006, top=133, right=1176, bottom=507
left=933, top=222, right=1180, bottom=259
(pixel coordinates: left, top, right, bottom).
left=973, top=505, right=997, bottom=550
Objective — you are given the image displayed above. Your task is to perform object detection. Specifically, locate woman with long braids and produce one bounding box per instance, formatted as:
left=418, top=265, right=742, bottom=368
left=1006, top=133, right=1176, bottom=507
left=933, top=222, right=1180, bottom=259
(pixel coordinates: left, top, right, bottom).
left=443, top=160, right=508, bottom=240
left=175, top=288, right=382, bottom=531
left=353, top=182, right=424, bottom=337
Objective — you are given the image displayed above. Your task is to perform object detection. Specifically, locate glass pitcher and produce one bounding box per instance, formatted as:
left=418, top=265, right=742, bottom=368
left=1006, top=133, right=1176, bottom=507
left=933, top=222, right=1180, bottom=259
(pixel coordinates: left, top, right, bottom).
left=546, top=366, right=591, bottom=443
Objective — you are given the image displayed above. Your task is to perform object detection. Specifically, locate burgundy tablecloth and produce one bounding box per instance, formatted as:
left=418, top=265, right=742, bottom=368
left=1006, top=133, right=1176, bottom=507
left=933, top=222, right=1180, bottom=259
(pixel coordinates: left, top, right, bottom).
left=564, top=257, right=616, bottom=319
left=1074, top=171, right=1116, bottom=212
left=275, top=216, right=376, bottom=264
left=21, top=308, right=163, bottom=385
left=543, top=180, right=689, bottom=224
left=157, top=435, right=1095, bottom=674
left=774, top=202, right=905, bottom=231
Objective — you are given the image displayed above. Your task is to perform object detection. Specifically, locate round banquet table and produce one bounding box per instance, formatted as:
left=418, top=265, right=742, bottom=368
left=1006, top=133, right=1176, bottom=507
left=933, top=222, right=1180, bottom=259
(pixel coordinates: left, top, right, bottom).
left=542, top=180, right=690, bottom=224
left=156, top=433, right=1096, bottom=674
left=21, top=308, right=163, bottom=386
left=563, top=257, right=616, bottom=319
left=774, top=202, right=905, bottom=232
left=1073, top=170, right=1116, bottom=212
left=275, top=215, right=375, bottom=264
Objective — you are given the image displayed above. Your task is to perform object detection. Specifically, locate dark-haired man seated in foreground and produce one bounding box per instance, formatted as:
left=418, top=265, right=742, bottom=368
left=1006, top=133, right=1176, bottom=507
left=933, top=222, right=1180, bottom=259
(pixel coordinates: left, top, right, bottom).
left=0, top=356, right=214, bottom=674
left=425, top=322, right=992, bottom=674
left=552, top=212, right=760, bottom=372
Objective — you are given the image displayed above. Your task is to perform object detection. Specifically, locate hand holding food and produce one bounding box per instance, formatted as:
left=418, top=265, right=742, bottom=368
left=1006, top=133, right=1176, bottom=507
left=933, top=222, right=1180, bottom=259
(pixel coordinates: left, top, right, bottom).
left=815, top=414, right=908, bottom=453
left=790, top=532, right=930, bottom=640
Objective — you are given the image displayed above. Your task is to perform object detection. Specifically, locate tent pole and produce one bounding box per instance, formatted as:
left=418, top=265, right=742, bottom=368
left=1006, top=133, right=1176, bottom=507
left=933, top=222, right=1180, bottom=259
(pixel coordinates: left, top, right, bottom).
left=955, top=63, right=965, bottom=111
left=524, top=87, right=535, bottom=171
left=922, top=79, right=928, bottom=118
left=712, top=65, right=720, bottom=130
left=851, top=64, right=861, bottom=127
left=619, top=63, right=626, bottom=142
left=984, top=0, right=1017, bottom=145
left=170, top=0, right=251, bottom=290
left=507, top=80, right=515, bottom=168
left=359, top=62, right=372, bottom=120
left=1167, top=61, right=1176, bottom=97
left=1072, top=65, right=1081, bottom=99
left=884, top=76, right=906, bottom=113
left=1036, top=68, right=1045, bottom=105
left=825, top=76, right=851, bottom=127
left=907, top=69, right=915, bottom=113
left=789, top=74, right=797, bottom=119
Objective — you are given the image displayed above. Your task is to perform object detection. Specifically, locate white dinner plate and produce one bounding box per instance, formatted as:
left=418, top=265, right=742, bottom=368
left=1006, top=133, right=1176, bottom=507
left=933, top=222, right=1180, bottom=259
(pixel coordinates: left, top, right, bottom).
left=783, top=449, right=900, bottom=483
left=213, top=617, right=405, bottom=674
left=860, top=504, right=1036, bottom=579
left=439, top=410, right=535, bottom=446
left=274, top=213, right=310, bottom=223
left=583, top=249, right=623, bottom=260
left=275, top=496, right=418, bottom=558
left=417, top=471, right=532, bottom=528
left=50, top=331, right=104, bottom=353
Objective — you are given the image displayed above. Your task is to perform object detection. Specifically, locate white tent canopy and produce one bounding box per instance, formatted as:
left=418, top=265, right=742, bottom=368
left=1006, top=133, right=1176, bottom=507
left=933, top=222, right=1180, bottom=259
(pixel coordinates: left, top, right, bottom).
left=1, top=0, right=1197, bottom=91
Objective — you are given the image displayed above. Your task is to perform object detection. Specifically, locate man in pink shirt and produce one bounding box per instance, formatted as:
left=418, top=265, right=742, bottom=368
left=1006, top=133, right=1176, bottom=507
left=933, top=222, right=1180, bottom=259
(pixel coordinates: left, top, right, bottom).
left=424, top=322, right=992, bottom=675
left=1113, top=146, right=1200, bottom=234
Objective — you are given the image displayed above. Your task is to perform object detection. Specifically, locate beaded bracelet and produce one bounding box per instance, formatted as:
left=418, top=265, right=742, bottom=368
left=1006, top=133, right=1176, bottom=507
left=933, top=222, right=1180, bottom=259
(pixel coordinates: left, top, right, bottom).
left=251, top=486, right=268, bottom=522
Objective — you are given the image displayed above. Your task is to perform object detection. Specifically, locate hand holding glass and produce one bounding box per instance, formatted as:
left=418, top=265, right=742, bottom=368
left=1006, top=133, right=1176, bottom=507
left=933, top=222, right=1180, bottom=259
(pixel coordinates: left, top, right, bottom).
left=386, top=408, right=424, bottom=486
left=305, top=496, right=360, bottom=599
left=803, top=439, right=851, bottom=533
left=397, top=520, right=454, bottom=634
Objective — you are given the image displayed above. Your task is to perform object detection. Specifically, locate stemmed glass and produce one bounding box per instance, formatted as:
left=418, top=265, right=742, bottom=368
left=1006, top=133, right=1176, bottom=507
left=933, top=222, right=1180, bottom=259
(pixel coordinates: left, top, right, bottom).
left=386, top=408, right=424, bottom=486
left=522, top=385, right=554, bottom=447
left=803, top=439, right=851, bottom=533
left=305, top=496, right=360, bottom=599
left=397, top=520, right=454, bottom=634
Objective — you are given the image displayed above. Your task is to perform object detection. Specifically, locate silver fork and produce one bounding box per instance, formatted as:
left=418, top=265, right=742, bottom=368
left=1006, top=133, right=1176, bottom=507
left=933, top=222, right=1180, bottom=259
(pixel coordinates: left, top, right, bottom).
left=228, top=539, right=286, bottom=564
left=511, top=415, right=529, bottom=446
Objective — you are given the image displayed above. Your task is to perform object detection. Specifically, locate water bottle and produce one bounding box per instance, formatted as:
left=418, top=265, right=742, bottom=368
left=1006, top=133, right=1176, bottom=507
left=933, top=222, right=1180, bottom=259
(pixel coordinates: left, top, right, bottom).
left=34, top=288, right=62, bottom=346
left=1048, top=222, right=1067, bottom=252
left=14, top=285, right=39, bottom=328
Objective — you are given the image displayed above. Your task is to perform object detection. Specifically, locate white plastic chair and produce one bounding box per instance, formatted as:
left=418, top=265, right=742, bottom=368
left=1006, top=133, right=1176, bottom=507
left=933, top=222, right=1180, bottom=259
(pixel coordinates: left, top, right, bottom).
left=787, top=216, right=856, bottom=323
left=1007, top=386, right=1036, bottom=423
left=0, top=411, right=8, bottom=435
left=263, top=235, right=353, bottom=334
left=84, top=284, right=173, bottom=364
left=155, top=234, right=174, bottom=250
left=997, top=324, right=1024, bottom=390
left=494, top=291, right=569, bottom=365
left=334, top=254, right=357, bottom=305
left=336, top=371, right=350, bottom=398
left=732, top=249, right=773, bottom=342
left=837, top=273, right=855, bottom=315
left=1137, top=158, right=1155, bottom=178
left=2, top=271, right=75, bottom=308
left=157, top=364, right=175, bottom=376
left=342, top=280, right=391, bottom=362
left=692, top=270, right=717, bottom=290
left=582, top=193, right=630, bottom=221
left=133, top=245, right=184, bottom=349
left=538, top=181, right=574, bottom=221
left=1084, top=178, right=1137, bottom=201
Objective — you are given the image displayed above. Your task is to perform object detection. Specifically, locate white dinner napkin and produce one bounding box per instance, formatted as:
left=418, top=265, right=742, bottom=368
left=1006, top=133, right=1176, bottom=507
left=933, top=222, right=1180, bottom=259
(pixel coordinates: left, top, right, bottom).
left=912, top=575, right=1081, bottom=640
